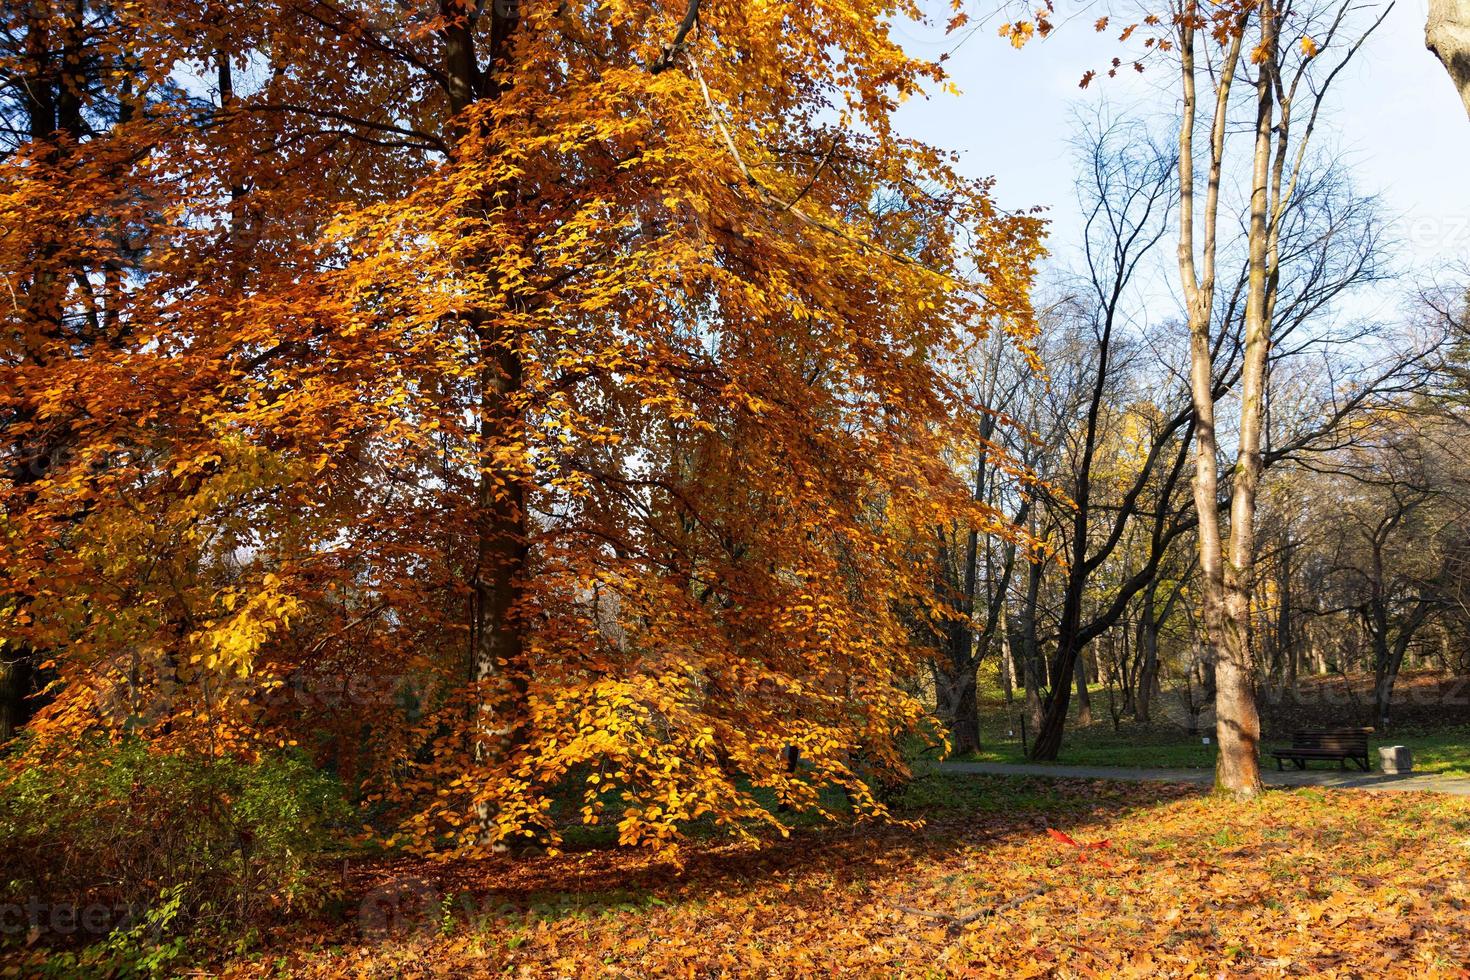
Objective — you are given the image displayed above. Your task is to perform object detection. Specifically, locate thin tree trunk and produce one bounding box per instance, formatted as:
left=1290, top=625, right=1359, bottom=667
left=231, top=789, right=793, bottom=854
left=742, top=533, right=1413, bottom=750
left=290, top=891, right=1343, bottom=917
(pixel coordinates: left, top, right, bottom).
left=1287, top=620, right=1299, bottom=684
left=1011, top=556, right=1045, bottom=735
left=1212, top=3, right=1277, bottom=798
left=1274, top=524, right=1293, bottom=682
left=1073, top=652, right=1093, bottom=727
left=946, top=443, right=987, bottom=754
left=1115, top=628, right=1135, bottom=719
left=0, top=651, right=29, bottom=742
left=1135, top=584, right=1159, bottom=724
left=1175, top=3, right=1262, bottom=797
left=1001, top=640, right=1015, bottom=704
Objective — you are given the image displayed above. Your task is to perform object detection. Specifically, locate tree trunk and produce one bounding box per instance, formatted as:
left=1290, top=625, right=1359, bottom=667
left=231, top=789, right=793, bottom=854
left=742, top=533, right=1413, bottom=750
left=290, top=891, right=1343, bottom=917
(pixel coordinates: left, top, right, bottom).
left=1275, top=525, right=1293, bottom=682
left=1428, top=0, right=1470, bottom=117
left=1001, top=632, right=1015, bottom=704
left=935, top=596, right=980, bottom=755
left=1074, top=652, right=1093, bottom=727
left=1010, top=557, right=1045, bottom=736
left=930, top=416, right=998, bottom=754
left=471, top=343, right=530, bottom=755
left=1135, top=592, right=1159, bottom=724
left=1029, top=627, right=1075, bottom=760
left=941, top=666, right=981, bottom=755
left=1370, top=624, right=1393, bottom=730
left=1287, top=625, right=1299, bottom=684
left=0, top=648, right=32, bottom=742
left=1212, top=7, right=1276, bottom=798
left=1174, top=2, right=1261, bottom=797
left=1369, top=601, right=1434, bottom=730
left=438, top=0, right=534, bottom=837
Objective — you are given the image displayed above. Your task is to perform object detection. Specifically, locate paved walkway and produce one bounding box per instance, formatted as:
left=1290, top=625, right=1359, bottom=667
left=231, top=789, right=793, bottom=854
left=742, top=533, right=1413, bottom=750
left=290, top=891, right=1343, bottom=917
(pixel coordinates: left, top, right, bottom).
left=938, top=761, right=1470, bottom=796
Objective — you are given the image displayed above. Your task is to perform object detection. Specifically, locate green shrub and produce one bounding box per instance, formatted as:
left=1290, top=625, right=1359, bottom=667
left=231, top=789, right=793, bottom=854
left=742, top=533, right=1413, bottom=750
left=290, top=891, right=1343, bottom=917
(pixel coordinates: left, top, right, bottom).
left=0, top=741, right=351, bottom=934
left=35, top=885, right=188, bottom=979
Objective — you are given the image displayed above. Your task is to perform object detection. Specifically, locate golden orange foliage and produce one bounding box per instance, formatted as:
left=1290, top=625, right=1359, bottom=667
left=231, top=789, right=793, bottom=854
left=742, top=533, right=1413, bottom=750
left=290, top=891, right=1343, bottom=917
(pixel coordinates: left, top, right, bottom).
left=1, top=1, right=1042, bottom=854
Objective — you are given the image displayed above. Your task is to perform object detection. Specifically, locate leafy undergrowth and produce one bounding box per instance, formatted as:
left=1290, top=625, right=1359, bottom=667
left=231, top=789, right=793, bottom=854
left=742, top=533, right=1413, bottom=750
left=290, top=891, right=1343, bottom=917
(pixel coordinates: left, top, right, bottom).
left=218, top=776, right=1470, bottom=978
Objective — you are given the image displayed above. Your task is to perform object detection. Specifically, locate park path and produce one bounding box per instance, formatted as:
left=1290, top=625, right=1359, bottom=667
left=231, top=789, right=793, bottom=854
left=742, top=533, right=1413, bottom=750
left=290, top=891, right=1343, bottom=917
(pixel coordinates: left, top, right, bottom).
left=939, top=760, right=1470, bottom=796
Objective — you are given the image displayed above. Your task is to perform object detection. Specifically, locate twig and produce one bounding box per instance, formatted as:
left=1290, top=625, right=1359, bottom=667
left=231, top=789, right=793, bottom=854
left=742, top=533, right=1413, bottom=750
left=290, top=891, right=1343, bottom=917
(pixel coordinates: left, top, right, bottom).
left=305, top=601, right=391, bottom=655
left=778, top=138, right=837, bottom=213
left=895, top=884, right=1049, bottom=937
left=688, top=63, right=1019, bottom=313
left=649, top=0, right=701, bottom=74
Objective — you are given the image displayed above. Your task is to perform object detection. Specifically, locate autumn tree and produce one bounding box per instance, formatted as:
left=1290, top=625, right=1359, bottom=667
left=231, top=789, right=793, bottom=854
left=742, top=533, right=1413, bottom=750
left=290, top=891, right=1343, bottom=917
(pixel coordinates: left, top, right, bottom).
left=1, top=0, right=1042, bottom=855
left=0, top=1, right=209, bottom=740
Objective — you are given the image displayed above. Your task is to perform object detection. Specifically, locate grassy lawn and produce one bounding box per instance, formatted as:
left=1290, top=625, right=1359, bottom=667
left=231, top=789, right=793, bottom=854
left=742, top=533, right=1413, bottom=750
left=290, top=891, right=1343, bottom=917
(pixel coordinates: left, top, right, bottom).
left=204, top=775, right=1470, bottom=978
left=1382, top=727, right=1470, bottom=775
left=956, top=725, right=1224, bottom=769
left=955, top=678, right=1470, bottom=774
left=953, top=724, right=1470, bottom=774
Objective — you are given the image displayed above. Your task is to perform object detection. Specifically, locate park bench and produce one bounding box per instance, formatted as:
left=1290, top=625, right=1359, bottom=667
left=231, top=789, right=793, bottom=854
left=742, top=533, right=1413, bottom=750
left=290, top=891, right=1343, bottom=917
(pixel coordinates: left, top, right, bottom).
left=1270, top=729, right=1373, bottom=771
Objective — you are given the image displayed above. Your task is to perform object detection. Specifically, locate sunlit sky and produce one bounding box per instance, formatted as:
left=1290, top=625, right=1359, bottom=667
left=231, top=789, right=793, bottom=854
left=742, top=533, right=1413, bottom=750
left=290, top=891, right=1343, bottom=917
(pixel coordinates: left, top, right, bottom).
left=890, top=0, right=1470, bottom=295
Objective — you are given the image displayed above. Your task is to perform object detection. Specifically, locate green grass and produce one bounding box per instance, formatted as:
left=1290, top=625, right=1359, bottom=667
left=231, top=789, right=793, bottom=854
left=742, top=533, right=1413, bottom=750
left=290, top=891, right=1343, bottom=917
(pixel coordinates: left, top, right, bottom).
left=952, top=722, right=1470, bottom=775
left=892, top=768, right=1167, bottom=816
left=1380, top=726, right=1470, bottom=775
left=957, top=726, right=1223, bottom=769
left=951, top=684, right=1470, bottom=774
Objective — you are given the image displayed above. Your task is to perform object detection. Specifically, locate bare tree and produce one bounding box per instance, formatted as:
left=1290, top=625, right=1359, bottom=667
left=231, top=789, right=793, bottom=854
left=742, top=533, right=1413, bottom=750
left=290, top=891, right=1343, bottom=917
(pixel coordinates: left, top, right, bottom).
left=929, top=328, right=1034, bottom=754
left=1173, top=0, right=1391, bottom=796
left=1023, top=114, right=1198, bottom=759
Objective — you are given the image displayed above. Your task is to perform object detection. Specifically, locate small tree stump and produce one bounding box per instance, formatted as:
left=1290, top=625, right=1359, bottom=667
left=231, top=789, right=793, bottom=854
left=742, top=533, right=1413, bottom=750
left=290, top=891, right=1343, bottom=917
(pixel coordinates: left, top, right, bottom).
left=1379, top=745, right=1413, bottom=774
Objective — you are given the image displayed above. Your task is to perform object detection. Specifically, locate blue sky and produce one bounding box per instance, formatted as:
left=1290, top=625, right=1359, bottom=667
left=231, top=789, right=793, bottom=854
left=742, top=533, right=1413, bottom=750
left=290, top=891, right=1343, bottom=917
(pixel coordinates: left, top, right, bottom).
left=890, top=0, right=1470, bottom=283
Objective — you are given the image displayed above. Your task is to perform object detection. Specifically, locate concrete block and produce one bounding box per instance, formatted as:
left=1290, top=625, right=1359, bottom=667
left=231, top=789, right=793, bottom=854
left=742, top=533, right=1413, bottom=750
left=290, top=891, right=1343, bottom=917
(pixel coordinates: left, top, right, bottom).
left=1379, top=745, right=1413, bottom=774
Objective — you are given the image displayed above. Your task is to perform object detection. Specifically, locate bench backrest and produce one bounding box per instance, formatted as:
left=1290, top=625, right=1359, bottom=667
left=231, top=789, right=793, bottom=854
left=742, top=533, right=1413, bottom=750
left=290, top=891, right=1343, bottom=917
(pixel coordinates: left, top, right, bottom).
left=1291, top=729, right=1369, bottom=753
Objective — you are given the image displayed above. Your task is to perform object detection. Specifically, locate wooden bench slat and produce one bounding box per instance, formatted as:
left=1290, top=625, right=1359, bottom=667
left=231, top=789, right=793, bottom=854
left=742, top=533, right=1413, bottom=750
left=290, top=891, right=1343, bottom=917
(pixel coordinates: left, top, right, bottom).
left=1270, top=729, right=1373, bottom=772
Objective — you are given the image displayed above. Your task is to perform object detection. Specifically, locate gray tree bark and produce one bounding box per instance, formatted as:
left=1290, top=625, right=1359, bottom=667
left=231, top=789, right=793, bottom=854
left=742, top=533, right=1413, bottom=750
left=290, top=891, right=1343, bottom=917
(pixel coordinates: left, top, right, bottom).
left=1428, top=0, right=1470, bottom=117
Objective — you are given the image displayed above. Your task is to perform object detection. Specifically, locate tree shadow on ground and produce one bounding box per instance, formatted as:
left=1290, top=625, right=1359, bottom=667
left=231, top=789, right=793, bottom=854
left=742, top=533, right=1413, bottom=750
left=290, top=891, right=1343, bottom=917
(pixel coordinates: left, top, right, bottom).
left=336, top=775, right=1204, bottom=942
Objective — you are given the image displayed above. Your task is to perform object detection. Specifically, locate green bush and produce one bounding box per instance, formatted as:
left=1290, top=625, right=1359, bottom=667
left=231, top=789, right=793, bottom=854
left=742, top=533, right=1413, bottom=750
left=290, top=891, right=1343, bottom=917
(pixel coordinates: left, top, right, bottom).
left=35, top=885, right=188, bottom=979
left=0, top=741, right=351, bottom=934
